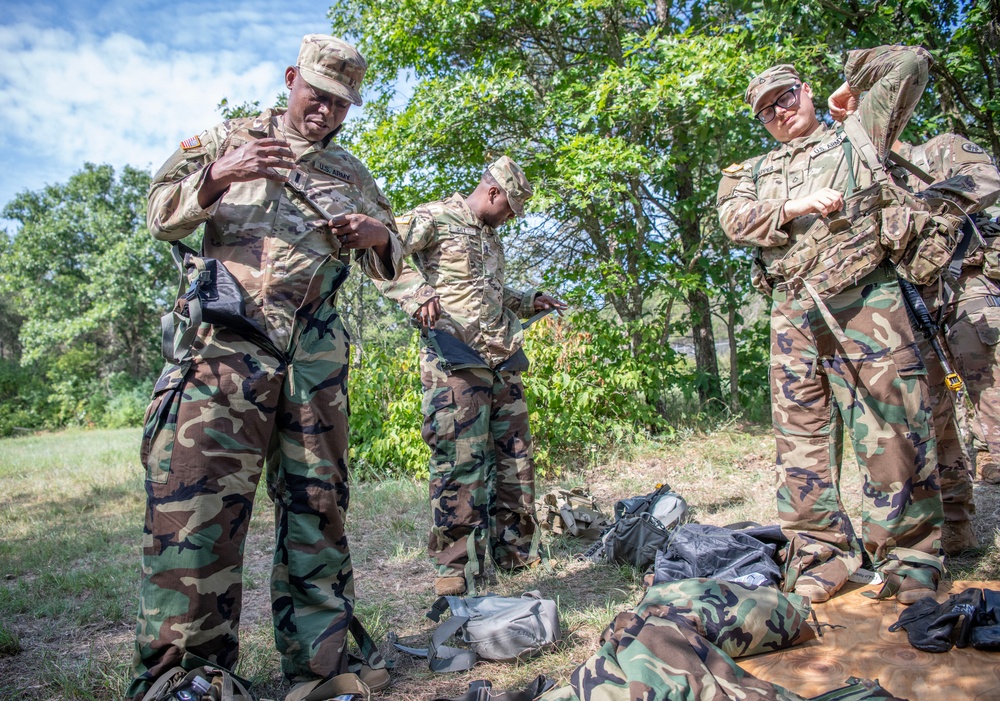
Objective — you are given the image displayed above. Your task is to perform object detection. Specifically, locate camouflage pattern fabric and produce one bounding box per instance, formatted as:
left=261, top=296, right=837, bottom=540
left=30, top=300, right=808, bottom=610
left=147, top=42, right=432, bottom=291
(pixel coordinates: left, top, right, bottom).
left=376, top=193, right=537, bottom=368
left=421, top=345, right=538, bottom=584
left=376, top=193, right=542, bottom=587
left=770, top=269, right=943, bottom=595
left=633, top=579, right=815, bottom=656
left=946, top=268, right=1000, bottom=458
left=717, top=45, right=944, bottom=600
left=129, top=110, right=401, bottom=699
left=896, top=136, right=1000, bottom=485
left=538, top=579, right=899, bottom=701
left=914, top=314, right=975, bottom=524
left=148, top=108, right=400, bottom=349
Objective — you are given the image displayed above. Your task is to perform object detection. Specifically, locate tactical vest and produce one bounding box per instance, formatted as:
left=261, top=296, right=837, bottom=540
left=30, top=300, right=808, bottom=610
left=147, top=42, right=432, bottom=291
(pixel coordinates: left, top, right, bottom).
left=753, top=115, right=962, bottom=300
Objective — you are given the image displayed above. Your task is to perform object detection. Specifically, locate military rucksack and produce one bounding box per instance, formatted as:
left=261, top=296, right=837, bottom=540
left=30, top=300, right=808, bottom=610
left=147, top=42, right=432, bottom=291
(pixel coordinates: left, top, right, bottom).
left=391, top=591, right=561, bottom=672
left=535, top=487, right=610, bottom=542
left=584, top=484, right=690, bottom=570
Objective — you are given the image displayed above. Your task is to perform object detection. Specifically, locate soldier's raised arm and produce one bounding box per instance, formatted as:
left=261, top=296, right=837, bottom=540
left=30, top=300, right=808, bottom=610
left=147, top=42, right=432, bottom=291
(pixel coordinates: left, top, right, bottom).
left=829, top=45, right=933, bottom=160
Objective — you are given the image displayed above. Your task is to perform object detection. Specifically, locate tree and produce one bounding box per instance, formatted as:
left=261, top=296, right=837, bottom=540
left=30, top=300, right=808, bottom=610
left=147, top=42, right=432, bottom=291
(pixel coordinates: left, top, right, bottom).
left=0, top=164, right=173, bottom=381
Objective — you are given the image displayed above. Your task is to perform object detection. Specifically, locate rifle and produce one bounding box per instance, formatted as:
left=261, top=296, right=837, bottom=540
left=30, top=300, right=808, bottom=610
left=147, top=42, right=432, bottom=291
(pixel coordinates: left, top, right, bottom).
left=898, top=277, right=963, bottom=392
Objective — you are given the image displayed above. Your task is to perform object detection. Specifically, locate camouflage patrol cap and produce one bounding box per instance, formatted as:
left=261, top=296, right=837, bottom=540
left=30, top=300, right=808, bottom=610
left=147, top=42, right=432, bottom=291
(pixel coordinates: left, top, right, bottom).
left=487, top=156, right=533, bottom=216
left=745, top=64, right=800, bottom=115
left=297, top=34, right=367, bottom=106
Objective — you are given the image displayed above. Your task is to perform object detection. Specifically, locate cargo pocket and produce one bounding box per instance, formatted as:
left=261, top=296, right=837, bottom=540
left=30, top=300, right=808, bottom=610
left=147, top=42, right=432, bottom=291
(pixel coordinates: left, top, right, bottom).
left=975, top=308, right=1000, bottom=347
left=140, top=362, right=191, bottom=484
left=421, top=386, right=457, bottom=467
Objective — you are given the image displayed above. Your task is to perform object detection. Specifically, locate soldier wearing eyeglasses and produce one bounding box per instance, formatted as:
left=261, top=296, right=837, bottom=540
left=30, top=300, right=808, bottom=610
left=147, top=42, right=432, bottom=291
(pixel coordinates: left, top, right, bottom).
left=716, top=46, right=944, bottom=606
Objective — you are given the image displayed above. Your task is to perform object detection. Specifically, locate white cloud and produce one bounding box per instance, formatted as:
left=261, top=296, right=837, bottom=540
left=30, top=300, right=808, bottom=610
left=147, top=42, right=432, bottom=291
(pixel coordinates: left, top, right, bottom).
left=0, top=24, right=284, bottom=193
left=0, top=0, right=335, bottom=212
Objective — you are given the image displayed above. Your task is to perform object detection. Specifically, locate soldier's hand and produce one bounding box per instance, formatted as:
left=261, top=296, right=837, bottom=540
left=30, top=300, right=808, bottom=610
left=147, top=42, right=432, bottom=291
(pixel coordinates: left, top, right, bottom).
left=210, top=139, right=296, bottom=184
left=329, top=214, right=391, bottom=250
left=415, top=297, right=441, bottom=328
left=533, top=293, right=567, bottom=315
left=828, top=82, right=859, bottom=122
left=782, top=188, right=844, bottom=222
left=198, top=139, right=296, bottom=208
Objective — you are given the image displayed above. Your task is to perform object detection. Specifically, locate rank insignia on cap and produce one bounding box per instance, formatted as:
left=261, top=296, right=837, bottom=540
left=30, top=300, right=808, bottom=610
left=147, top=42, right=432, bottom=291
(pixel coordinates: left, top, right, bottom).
left=962, top=142, right=985, bottom=154
left=722, top=162, right=745, bottom=174
left=180, top=135, right=202, bottom=151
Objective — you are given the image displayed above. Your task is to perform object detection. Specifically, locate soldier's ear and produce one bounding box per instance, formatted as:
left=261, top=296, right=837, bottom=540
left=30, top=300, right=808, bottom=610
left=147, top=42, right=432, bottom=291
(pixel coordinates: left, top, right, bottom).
left=285, top=66, right=298, bottom=91
left=802, top=83, right=814, bottom=100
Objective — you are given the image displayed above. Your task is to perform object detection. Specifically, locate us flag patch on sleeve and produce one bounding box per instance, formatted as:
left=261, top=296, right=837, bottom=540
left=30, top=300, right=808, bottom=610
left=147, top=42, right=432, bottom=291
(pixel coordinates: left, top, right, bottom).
left=180, top=135, right=202, bottom=151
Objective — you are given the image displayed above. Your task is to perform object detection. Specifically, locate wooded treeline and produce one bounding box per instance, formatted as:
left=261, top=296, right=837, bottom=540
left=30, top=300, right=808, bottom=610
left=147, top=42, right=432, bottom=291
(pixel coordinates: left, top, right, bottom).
left=1, top=0, right=996, bottom=472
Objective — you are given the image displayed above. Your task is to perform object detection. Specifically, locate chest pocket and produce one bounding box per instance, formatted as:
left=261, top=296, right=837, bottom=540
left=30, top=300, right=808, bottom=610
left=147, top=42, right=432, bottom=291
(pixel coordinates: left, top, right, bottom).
left=754, top=163, right=784, bottom=199
left=787, top=167, right=806, bottom=195
left=301, top=161, right=363, bottom=220
left=437, top=223, right=480, bottom=278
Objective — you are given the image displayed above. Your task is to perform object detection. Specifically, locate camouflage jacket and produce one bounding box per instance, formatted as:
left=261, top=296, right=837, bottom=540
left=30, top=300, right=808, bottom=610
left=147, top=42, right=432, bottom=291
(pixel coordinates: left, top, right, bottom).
left=376, top=193, right=538, bottom=368
left=896, top=135, right=1000, bottom=280
left=148, top=108, right=402, bottom=350
left=539, top=579, right=898, bottom=701
left=717, top=45, right=932, bottom=280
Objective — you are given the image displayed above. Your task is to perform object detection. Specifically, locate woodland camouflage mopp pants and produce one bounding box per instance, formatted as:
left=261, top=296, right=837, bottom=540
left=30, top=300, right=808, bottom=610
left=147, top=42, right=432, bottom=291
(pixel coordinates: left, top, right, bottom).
left=917, top=283, right=974, bottom=524
left=770, top=269, right=944, bottom=595
left=419, top=347, right=539, bottom=583
left=128, top=298, right=355, bottom=698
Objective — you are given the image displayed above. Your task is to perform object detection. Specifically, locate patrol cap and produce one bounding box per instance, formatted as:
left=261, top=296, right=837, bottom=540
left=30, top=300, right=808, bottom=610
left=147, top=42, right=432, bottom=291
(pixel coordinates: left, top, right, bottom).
left=745, top=64, right=800, bottom=115
left=296, top=34, right=367, bottom=106
left=487, top=156, right=533, bottom=216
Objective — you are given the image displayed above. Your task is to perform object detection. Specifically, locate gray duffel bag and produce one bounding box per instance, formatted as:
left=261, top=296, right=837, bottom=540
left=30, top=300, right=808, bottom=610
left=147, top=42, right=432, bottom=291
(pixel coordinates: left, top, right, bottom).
left=392, top=591, right=561, bottom=672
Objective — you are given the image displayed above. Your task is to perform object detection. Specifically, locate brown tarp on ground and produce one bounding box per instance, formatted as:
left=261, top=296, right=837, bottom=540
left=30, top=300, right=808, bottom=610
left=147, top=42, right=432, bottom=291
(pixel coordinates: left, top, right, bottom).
left=738, top=581, right=1000, bottom=700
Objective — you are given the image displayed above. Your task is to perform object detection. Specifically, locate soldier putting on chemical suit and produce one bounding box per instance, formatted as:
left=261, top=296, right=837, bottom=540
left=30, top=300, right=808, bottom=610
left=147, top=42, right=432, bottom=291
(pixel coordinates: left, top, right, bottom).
left=376, top=157, right=566, bottom=597
left=717, top=45, right=958, bottom=606
left=892, top=133, right=1000, bottom=555
left=128, top=35, right=402, bottom=700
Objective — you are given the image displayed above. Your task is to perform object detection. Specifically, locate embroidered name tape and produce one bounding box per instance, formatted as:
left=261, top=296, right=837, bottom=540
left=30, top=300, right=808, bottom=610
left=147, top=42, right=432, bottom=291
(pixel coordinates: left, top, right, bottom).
left=315, top=161, right=354, bottom=183
left=753, top=165, right=778, bottom=182
left=811, top=134, right=845, bottom=157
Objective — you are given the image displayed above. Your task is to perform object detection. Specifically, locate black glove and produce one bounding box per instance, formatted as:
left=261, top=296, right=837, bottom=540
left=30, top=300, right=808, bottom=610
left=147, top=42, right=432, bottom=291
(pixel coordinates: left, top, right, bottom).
left=888, top=588, right=980, bottom=653
left=971, top=588, right=1000, bottom=650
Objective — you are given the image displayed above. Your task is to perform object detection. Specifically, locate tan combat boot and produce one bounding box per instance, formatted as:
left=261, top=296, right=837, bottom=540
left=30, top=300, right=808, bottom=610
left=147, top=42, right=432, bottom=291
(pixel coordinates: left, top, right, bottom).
left=943, top=519, right=979, bottom=555
left=896, top=576, right=938, bottom=606
left=980, top=457, right=1000, bottom=484
left=433, top=576, right=467, bottom=596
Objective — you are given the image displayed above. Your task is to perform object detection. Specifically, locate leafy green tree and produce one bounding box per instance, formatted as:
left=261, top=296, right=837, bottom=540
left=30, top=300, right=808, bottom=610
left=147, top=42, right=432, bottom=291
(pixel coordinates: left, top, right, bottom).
left=0, top=164, right=173, bottom=383
left=328, top=0, right=811, bottom=405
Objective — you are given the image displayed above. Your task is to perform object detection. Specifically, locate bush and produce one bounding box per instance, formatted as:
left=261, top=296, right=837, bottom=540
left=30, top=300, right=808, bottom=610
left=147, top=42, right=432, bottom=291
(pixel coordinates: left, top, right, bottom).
left=523, top=313, right=685, bottom=472
left=348, top=337, right=427, bottom=479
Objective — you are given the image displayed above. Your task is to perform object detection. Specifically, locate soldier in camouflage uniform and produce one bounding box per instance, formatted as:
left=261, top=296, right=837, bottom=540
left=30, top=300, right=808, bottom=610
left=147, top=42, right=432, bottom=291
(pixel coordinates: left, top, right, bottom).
left=377, top=157, right=565, bottom=596
left=895, top=133, right=1000, bottom=553
left=717, top=46, right=944, bottom=606
left=896, top=135, right=1000, bottom=489
left=128, top=35, right=402, bottom=699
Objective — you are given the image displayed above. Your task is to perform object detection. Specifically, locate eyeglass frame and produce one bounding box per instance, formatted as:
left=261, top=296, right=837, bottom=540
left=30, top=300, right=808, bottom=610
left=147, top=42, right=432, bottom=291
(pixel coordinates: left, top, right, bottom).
left=754, top=84, right=802, bottom=124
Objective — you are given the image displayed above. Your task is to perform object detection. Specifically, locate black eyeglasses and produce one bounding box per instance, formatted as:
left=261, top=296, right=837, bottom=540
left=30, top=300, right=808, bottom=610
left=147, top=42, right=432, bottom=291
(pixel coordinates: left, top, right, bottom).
left=755, top=85, right=802, bottom=124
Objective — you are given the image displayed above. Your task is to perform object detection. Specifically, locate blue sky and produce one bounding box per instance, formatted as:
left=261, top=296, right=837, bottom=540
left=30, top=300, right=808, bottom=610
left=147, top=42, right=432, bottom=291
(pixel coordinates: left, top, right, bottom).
left=0, top=0, right=339, bottom=218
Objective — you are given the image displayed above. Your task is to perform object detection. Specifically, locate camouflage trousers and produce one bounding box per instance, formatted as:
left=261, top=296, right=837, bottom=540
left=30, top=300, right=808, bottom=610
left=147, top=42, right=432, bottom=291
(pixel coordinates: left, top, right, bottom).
left=419, top=346, right=539, bottom=584
left=919, top=286, right=974, bottom=523
left=944, top=269, right=1000, bottom=470
left=129, top=294, right=355, bottom=698
left=770, top=268, right=943, bottom=596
